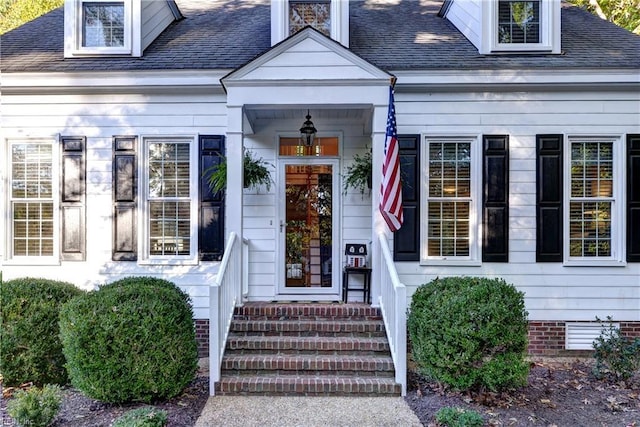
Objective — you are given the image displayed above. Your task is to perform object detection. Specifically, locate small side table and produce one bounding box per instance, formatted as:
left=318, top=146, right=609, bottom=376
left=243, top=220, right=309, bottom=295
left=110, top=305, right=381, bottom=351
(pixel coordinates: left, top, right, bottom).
left=342, top=267, right=372, bottom=304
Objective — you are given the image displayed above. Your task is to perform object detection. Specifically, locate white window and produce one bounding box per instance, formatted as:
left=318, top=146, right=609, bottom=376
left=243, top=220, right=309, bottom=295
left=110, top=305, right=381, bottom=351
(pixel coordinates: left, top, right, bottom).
left=421, top=136, right=481, bottom=265
left=142, top=137, right=198, bottom=263
left=565, top=136, right=624, bottom=265
left=289, top=0, right=331, bottom=36
left=483, top=0, right=560, bottom=53
left=271, top=0, right=349, bottom=47
left=65, top=0, right=139, bottom=57
left=6, top=140, right=58, bottom=261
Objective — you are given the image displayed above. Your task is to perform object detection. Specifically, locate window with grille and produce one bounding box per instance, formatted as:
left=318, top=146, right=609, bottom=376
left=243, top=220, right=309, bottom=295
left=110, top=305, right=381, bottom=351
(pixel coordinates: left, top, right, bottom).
left=82, top=1, right=125, bottom=47
left=568, top=138, right=615, bottom=259
left=289, top=0, right=331, bottom=36
left=10, top=141, right=55, bottom=257
left=146, top=139, right=195, bottom=259
left=423, top=137, right=479, bottom=263
left=498, top=0, right=541, bottom=44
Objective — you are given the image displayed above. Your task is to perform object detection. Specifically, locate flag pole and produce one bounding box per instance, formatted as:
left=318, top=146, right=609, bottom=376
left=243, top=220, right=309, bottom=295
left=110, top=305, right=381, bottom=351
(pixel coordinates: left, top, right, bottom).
left=390, top=76, right=397, bottom=88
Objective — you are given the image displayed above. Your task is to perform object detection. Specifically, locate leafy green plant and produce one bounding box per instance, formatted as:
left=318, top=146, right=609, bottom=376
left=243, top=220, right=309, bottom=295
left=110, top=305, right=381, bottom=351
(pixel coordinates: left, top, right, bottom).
left=435, top=407, right=484, bottom=427
left=0, top=277, right=84, bottom=386
left=112, top=407, right=168, bottom=427
left=59, top=277, right=198, bottom=403
left=343, top=147, right=372, bottom=196
left=408, top=276, right=529, bottom=392
left=592, top=316, right=640, bottom=381
left=206, top=149, right=273, bottom=193
left=6, top=384, right=62, bottom=427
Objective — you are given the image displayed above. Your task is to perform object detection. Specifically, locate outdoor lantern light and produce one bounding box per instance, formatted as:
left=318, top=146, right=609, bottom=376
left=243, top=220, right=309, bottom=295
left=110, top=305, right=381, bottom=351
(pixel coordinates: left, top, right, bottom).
left=299, top=110, right=317, bottom=147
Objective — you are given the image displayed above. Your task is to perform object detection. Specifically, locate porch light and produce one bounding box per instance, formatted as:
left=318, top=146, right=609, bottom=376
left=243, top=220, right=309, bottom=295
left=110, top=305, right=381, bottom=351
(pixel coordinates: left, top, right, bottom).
left=299, top=110, right=317, bottom=147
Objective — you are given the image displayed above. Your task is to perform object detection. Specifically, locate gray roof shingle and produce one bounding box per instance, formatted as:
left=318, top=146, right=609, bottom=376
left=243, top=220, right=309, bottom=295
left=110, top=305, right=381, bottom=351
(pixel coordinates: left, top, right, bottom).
left=1, top=0, right=638, bottom=73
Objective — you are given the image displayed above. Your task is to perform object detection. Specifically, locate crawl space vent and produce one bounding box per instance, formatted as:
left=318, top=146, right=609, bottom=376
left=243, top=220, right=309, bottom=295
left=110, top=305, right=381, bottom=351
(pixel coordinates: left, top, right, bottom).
left=565, top=322, right=616, bottom=350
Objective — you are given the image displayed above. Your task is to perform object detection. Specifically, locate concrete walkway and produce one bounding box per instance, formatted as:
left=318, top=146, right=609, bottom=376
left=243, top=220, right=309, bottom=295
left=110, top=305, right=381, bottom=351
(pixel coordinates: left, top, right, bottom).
left=194, top=396, right=423, bottom=427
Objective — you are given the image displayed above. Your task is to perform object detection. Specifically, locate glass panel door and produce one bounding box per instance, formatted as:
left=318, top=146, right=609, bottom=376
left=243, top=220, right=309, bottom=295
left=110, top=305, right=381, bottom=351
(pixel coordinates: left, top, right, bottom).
left=280, top=159, right=339, bottom=295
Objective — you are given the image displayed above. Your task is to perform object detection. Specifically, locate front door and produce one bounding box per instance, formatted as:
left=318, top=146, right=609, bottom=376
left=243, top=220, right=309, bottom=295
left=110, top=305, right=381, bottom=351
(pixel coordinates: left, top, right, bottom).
left=278, top=158, right=340, bottom=297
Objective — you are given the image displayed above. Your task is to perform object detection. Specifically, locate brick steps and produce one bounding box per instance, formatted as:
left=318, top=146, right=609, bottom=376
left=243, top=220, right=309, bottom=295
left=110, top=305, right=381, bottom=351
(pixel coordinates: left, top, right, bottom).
left=225, top=336, right=390, bottom=355
left=214, top=303, right=401, bottom=396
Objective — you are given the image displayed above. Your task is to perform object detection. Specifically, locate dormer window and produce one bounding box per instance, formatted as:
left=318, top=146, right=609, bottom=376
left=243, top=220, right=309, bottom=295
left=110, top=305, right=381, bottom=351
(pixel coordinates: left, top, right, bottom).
left=65, top=0, right=140, bottom=57
left=498, top=1, right=540, bottom=44
left=490, top=0, right=560, bottom=53
left=271, top=0, right=349, bottom=47
left=82, top=2, right=125, bottom=47
left=289, top=1, right=330, bottom=36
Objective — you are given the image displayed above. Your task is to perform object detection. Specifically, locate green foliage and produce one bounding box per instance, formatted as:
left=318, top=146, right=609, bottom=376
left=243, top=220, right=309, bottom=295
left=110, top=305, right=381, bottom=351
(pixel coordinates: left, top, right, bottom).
left=6, top=384, right=62, bottom=427
left=59, top=277, right=198, bottom=403
left=568, top=0, right=640, bottom=34
left=342, top=147, right=372, bottom=196
left=408, top=277, right=530, bottom=392
left=112, top=407, right=168, bottom=427
left=0, top=277, right=84, bottom=386
left=205, top=149, right=273, bottom=193
left=0, top=0, right=63, bottom=35
left=435, top=407, right=484, bottom=427
left=592, top=316, right=640, bottom=381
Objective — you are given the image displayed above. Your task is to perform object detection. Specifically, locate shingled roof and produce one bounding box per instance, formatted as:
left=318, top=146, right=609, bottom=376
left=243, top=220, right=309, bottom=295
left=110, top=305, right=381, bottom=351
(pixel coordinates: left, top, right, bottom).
left=1, top=0, right=638, bottom=73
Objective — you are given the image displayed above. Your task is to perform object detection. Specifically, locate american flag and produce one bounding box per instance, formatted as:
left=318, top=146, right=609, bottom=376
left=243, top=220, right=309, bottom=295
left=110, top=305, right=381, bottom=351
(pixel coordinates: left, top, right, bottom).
left=379, top=84, right=403, bottom=231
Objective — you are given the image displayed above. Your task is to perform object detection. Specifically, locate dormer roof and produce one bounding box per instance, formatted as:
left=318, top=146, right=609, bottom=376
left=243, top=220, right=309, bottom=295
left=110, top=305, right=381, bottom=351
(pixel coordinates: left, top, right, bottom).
left=1, top=0, right=638, bottom=73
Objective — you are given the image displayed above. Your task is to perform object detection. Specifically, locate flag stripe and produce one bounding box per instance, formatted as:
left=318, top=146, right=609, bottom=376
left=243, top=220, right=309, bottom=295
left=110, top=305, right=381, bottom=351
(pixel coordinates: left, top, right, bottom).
left=379, top=84, right=403, bottom=231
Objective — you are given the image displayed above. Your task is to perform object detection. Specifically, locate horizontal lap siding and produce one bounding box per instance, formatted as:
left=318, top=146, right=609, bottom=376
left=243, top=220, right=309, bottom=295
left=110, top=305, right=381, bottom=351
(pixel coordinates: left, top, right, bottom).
left=0, top=91, right=227, bottom=319
left=395, top=89, right=640, bottom=322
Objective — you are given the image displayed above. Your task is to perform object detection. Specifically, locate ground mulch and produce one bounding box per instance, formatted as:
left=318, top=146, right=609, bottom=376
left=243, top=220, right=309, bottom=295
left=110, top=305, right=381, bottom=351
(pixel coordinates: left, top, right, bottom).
left=3, top=359, right=639, bottom=426
left=405, top=358, right=640, bottom=426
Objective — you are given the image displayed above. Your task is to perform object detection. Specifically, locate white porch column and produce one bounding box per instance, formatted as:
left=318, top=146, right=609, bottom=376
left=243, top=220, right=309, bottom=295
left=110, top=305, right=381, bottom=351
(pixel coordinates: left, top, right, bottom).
left=226, top=104, right=244, bottom=301
left=370, top=103, right=389, bottom=307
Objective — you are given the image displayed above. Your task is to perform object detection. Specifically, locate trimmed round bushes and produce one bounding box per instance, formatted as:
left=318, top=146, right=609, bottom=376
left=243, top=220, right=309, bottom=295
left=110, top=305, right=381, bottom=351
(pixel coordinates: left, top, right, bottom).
left=408, top=276, right=530, bottom=391
left=59, top=277, right=198, bottom=403
left=0, top=277, right=84, bottom=386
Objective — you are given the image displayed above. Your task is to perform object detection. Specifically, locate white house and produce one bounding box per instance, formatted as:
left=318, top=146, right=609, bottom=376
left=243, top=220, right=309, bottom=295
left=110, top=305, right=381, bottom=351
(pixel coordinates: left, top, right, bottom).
left=1, top=0, right=639, bottom=395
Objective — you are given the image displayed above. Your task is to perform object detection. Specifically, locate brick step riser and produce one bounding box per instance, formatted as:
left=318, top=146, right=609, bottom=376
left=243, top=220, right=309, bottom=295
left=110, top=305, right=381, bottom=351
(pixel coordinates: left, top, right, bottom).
left=230, top=324, right=385, bottom=334
left=220, top=370, right=396, bottom=378
left=234, top=306, right=382, bottom=321
left=215, top=378, right=401, bottom=396
left=221, top=360, right=395, bottom=373
left=226, top=341, right=390, bottom=352
left=224, top=350, right=390, bottom=357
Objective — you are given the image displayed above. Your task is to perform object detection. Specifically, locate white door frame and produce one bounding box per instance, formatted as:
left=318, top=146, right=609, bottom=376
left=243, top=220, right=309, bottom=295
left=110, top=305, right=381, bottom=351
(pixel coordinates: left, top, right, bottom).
left=276, top=157, right=341, bottom=299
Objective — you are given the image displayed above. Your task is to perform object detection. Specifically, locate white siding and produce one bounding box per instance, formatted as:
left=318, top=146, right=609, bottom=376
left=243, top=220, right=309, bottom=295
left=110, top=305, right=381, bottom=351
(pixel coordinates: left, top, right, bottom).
left=444, top=0, right=482, bottom=51
left=141, top=0, right=176, bottom=52
left=393, top=89, right=640, bottom=322
left=0, top=90, right=227, bottom=319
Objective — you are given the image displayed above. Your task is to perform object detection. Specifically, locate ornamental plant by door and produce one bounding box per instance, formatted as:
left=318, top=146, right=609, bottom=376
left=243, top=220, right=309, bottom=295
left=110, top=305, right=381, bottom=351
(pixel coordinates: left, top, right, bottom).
left=342, top=147, right=372, bottom=196
left=206, top=149, right=273, bottom=193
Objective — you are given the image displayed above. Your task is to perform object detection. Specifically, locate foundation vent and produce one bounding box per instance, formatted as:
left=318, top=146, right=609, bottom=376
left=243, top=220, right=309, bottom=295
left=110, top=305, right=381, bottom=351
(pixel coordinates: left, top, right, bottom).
left=565, top=322, right=615, bottom=350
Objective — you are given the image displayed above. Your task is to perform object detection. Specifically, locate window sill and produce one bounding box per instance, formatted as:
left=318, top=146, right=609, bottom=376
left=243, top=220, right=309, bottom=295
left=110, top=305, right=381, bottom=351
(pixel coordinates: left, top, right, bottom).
left=420, top=259, right=482, bottom=267
left=138, top=258, right=199, bottom=266
left=563, top=259, right=627, bottom=268
left=2, top=258, right=61, bottom=266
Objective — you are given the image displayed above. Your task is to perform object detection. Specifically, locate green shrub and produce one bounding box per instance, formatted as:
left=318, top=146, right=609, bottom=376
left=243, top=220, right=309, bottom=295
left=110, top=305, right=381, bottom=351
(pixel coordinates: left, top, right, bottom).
left=112, top=407, right=168, bottom=427
left=0, top=277, right=84, bottom=386
left=593, top=316, right=640, bottom=381
left=435, top=407, right=484, bottom=427
left=6, top=384, right=62, bottom=427
left=59, top=277, right=198, bottom=403
left=408, top=276, right=529, bottom=391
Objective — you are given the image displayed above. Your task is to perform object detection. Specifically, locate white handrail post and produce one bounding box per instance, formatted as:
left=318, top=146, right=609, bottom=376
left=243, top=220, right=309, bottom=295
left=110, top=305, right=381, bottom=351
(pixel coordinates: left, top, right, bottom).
left=209, top=284, right=220, bottom=394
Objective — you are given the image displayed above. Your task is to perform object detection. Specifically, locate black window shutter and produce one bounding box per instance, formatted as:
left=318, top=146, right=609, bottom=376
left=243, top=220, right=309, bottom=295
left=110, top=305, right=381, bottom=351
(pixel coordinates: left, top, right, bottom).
left=482, top=135, right=509, bottom=262
left=627, top=134, right=640, bottom=262
left=60, top=136, right=86, bottom=261
left=199, top=135, right=225, bottom=261
left=393, top=135, right=420, bottom=261
left=536, top=134, right=563, bottom=262
left=112, top=136, right=137, bottom=261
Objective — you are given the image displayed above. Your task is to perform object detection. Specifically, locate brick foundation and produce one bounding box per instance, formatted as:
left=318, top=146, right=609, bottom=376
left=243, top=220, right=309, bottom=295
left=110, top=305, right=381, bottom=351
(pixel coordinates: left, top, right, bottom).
left=527, top=320, right=640, bottom=357
left=196, top=318, right=640, bottom=358
left=195, top=319, right=209, bottom=358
